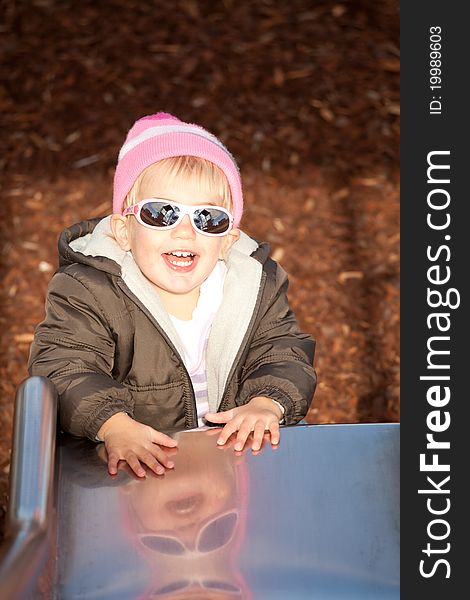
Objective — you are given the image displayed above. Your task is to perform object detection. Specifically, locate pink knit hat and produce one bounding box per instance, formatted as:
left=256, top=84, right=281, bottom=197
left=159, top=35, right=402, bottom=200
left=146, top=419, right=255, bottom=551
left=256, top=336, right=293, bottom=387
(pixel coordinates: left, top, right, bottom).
left=113, top=112, right=243, bottom=227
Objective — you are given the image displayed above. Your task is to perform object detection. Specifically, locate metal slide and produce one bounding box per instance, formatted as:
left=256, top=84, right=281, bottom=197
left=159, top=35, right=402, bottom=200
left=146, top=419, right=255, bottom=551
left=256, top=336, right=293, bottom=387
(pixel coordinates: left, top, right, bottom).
left=0, top=377, right=399, bottom=599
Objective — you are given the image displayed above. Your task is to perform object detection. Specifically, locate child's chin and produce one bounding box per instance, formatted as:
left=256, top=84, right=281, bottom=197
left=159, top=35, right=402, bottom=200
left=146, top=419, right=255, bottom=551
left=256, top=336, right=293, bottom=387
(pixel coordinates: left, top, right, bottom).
left=165, top=280, right=201, bottom=295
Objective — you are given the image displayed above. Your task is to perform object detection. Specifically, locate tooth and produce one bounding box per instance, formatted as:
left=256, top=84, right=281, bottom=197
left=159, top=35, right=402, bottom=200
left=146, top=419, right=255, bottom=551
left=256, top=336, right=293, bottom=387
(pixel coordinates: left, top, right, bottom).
left=169, top=251, right=193, bottom=257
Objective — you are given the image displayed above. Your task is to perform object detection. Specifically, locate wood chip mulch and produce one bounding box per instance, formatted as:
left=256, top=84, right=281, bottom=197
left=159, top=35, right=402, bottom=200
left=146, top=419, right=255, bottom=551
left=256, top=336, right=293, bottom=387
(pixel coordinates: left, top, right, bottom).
left=0, top=0, right=399, bottom=538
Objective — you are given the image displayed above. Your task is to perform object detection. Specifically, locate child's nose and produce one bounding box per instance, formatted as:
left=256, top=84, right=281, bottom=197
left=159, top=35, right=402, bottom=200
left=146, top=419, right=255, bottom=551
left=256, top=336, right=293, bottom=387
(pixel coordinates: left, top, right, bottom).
left=172, top=214, right=196, bottom=239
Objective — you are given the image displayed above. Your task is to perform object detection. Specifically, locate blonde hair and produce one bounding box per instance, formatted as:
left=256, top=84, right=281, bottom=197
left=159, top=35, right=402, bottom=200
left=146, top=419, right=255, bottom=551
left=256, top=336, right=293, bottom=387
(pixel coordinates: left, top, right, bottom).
left=124, top=156, right=232, bottom=211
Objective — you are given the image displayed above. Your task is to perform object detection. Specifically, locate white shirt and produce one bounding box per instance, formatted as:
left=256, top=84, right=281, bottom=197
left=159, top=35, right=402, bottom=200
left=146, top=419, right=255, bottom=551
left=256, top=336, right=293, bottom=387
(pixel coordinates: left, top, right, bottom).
left=169, top=261, right=227, bottom=426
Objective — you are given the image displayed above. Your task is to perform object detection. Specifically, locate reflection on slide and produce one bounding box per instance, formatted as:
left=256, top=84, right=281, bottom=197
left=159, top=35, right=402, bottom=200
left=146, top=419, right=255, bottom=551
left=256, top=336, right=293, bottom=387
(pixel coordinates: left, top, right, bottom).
left=119, top=431, right=251, bottom=600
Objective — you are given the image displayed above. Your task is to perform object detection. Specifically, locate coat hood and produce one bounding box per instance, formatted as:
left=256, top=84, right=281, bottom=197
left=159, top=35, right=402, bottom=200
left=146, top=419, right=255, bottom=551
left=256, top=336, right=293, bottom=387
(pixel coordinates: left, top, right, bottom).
left=57, top=216, right=268, bottom=413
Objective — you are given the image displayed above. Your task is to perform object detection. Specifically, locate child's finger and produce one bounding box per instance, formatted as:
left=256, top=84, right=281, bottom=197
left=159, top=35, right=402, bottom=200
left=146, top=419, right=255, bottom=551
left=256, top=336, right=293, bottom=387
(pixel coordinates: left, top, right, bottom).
left=215, top=431, right=238, bottom=449
left=119, top=462, right=144, bottom=480
left=268, top=420, right=281, bottom=446
left=151, top=430, right=178, bottom=447
left=251, top=420, right=266, bottom=451
left=216, top=419, right=240, bottom=446
left=150, top=445, right=175, bottom=469
left=140, top=450, right=165, bottom=475
left=163, top=445, right=179, bottom=457
left=234, top=419, right=255, bottom=451
left=205, top=409, right=235, bottom=423
left=107, top=450, right=121, bottom=475
left=125, top=451, right=146, bottom=478
left=252, top=433, right=269, bottom=455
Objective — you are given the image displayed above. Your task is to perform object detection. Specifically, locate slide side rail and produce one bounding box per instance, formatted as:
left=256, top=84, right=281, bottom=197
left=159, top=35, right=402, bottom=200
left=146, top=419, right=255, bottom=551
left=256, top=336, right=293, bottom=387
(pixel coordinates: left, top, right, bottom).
left=0, top=376, right=58, bottom=599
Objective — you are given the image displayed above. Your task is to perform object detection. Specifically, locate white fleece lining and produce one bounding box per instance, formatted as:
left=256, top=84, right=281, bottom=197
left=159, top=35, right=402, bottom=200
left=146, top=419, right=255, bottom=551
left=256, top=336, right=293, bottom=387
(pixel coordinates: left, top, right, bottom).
left=69, top=216, right=261, bottom=410
left=69, top=217, right=186, bottom=359
left=69, top=216, right=125, bottom=264
left=205, top=246, right=261, bottom=411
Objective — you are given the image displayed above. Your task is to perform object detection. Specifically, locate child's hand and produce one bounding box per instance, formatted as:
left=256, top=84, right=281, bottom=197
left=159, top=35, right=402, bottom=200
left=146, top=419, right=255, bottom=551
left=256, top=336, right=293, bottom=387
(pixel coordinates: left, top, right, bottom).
left=205, top=396, right=283, bottom=452
left=97, top=412, right=178, bottom=478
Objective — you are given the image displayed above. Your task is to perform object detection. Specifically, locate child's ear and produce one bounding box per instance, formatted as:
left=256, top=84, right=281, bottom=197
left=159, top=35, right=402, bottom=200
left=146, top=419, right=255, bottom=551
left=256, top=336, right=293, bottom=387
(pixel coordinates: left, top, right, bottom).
left=219, top=228, right=240, bottom=259
left=111, top=214, right=132, bottom=251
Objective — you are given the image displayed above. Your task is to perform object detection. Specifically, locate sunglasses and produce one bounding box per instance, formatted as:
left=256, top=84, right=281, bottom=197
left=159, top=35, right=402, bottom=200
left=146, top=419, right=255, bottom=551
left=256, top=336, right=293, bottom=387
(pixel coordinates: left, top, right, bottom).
left=123, top=199, right=234, bottom=237
left=151, top=578, right=242, bottom=597
left=138, top=510, right=238, bottom=555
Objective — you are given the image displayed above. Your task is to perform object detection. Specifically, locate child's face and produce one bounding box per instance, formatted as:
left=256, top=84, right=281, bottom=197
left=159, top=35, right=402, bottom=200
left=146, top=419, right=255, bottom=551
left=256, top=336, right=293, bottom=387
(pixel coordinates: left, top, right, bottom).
left=112, top=171, right=240, bottom=303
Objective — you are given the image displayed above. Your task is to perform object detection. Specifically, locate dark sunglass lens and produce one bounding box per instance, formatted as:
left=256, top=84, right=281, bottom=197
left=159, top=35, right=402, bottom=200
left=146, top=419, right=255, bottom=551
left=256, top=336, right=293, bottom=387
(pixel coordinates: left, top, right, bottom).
left=193, top=208, right=230, bottom=234
left=140, top=535, right=185, bottom=554
left=141, top=202, right=180, bottom=227
left=203, top=579, right=241, bottom=593
left=198, top=512, right=237, bottom=552
left=152, top=580, right=191, bottom=596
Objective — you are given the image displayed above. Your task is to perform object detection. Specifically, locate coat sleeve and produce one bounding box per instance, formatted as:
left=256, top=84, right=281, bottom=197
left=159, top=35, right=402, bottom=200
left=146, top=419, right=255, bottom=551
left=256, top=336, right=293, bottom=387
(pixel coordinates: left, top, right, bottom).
left=28, top=271, right=134, bottom=440
left=236, top=262, right=317, bottom=424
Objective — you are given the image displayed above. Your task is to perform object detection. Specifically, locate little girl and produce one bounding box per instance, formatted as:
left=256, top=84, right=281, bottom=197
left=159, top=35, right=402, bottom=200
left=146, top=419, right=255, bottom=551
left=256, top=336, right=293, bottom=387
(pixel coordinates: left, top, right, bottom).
left=29, top=112, right=317, bottom=477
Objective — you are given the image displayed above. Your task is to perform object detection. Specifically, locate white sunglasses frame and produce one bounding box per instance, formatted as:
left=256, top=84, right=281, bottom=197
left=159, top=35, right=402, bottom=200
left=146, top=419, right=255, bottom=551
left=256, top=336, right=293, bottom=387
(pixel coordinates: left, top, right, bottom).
left=137, top=509, right=238, bottom=555
left=122, top=198, right=234, bottom=237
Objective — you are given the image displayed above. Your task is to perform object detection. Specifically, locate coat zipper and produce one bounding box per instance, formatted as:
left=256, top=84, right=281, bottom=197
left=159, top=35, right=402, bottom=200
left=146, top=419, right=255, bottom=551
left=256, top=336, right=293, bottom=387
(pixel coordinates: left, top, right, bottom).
left=117, top=281, right=198, bottom=428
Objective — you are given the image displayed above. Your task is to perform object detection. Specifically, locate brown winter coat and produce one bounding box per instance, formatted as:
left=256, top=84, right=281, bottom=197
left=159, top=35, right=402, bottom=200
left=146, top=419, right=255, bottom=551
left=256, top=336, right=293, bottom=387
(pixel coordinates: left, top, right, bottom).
left=29, top=217, right=316, bottom=440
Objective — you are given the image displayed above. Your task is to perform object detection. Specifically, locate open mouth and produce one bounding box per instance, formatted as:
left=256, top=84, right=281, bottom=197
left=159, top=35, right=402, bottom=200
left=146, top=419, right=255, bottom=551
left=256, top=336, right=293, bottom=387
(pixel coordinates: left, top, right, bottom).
left=165, top=493, right=204, bottom=517
left=163, top=250, right=197, bottom=270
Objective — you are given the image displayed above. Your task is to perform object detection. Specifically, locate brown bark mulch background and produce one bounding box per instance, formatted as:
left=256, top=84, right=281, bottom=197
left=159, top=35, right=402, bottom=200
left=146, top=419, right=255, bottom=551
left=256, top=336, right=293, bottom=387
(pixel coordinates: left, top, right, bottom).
left=0, top=0, right=399, bottom=539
